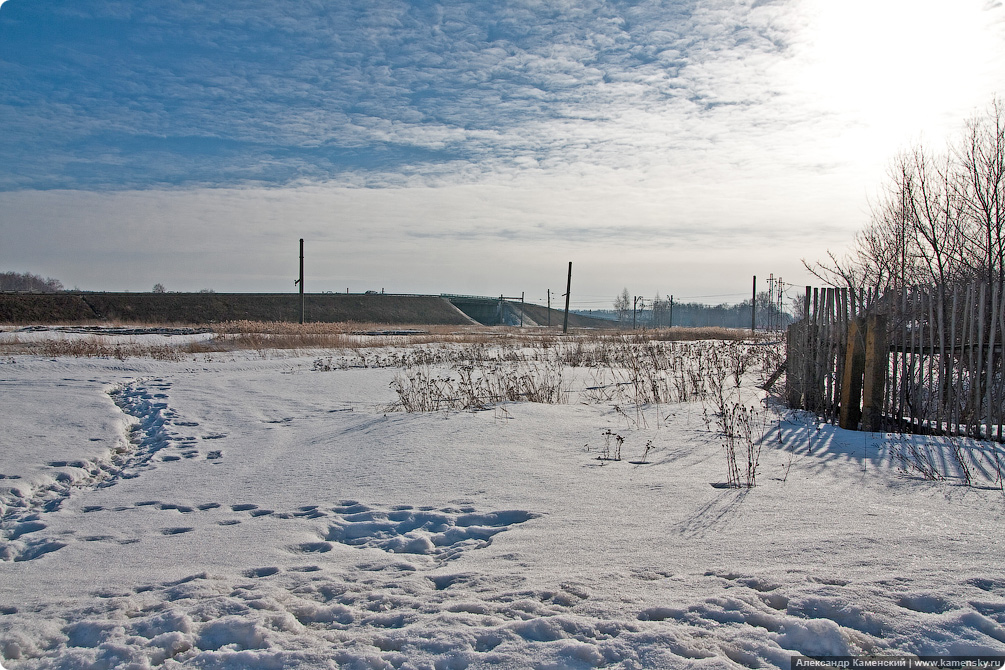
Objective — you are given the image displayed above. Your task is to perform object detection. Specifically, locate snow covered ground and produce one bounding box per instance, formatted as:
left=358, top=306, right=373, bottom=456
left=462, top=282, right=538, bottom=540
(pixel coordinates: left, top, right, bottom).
left=1, top=336, right=1005, bottom=669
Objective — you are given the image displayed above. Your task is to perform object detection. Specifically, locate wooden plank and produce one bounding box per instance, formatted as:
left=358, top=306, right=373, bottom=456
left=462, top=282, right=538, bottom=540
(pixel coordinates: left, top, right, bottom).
left=785, top=322, right=804, bottom=407
left=890, top=289, right=901, bottom=426
left=984, top=281, right=1000, bottom=440
left=839, top=317, right=866, bottom=430
left=904, top=287, right=912, bottom=423
left=948, top=284, right=958, bottom=436
left=975, top=282, right=987, bottom=437
left=935, top=285, right=947, bottom=435
left=802, top=318, right=812, bottom=410
left=888, top=285, right=896, bottom=427
left=908, top=287, right=919, bottom=429
left=862, top=313, right=889, bottom=432
left=824, top=287, right=835, bottom=418
left=960, top=283, right=974, bottom=435
left=927, top=286, right=936, bottom=431
left=837, top=288, right=849, bottom=423
left=997, top=282, right=1005, bottom=440
left=968, top=282, right=977, bottom=436
left=810, top=287, right=823, bottom=411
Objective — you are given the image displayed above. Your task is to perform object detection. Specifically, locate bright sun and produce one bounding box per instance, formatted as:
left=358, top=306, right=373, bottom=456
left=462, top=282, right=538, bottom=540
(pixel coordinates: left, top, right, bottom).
left=795, top=0, right=1002, bottom=152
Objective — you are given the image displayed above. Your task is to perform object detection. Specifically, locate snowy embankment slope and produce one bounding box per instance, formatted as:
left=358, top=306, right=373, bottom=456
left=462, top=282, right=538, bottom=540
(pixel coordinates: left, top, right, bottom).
left=1, top=345, right=1005, bottom=669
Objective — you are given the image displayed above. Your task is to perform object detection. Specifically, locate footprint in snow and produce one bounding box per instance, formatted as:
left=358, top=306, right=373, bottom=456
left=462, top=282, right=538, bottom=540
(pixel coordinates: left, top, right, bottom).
left=318, top=502, right=539, bottom=564
left=160, top=527, right=194, bottom=535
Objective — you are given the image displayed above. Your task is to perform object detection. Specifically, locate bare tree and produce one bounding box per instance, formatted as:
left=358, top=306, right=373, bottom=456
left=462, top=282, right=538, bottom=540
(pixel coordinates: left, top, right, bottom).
left=614, top=288, right=631, bottom=327
left=805, top=97, right=1005, bottom=299
left=956, top=97, right=1005, bottom=286
left=651, top=293, right=667, bottom=328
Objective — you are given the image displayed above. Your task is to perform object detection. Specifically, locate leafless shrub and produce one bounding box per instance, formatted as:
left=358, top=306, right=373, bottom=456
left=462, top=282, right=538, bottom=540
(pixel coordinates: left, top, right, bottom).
left=632, top=439, right=655, bottom=465
left=895, top=439, right=946, bottom=481
left=716, top=403, right=764, bottom=488
left=597, top=429, right=624, bottom=461
left=949, top=437, right=973, bottom=486
left=389, top=359, right=567, bottom=412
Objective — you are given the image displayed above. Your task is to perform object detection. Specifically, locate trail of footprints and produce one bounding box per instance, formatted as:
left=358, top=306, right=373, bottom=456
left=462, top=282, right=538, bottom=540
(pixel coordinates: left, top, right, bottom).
left=3, top=495, right=540, bottom=568
left=0, top=378, right=226, bottom=562
left=25, top=498, right=535, bottom=561
left=3, top=378, right=541, bottom=569
left=109, top=378, right=227, bottom=470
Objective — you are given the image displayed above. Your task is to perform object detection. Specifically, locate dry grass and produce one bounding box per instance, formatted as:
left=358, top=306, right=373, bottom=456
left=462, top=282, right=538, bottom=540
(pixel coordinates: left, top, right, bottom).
left=389, top=360, right=567, bottom=411
left=0, top=336, right=201, bottom=361
left=3, top=320, right=784, bottom=489
left=616, top=326, right=766, bottom=343
left=0, top=321, right=772, bottom=361
left=0, top=321, right=523, bottom=359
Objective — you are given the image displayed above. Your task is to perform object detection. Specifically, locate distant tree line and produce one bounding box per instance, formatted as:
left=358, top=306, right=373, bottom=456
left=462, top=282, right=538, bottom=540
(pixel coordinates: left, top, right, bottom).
left=584, top=289, right=794, bottom=330
left=0, top=271, right=64, bottom=293
left=808, top=97, right=1005, bottom=302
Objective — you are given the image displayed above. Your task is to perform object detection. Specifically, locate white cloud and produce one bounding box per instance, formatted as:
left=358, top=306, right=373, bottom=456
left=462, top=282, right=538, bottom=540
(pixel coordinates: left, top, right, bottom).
left=2, top=0, right=1004, bottom=299
left=0, top=162, right=849, bottom=301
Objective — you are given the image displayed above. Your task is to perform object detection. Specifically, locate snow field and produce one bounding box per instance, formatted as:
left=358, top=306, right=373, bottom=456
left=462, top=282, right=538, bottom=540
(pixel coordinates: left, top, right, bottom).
left=1, top=341, right=1005, bottom=668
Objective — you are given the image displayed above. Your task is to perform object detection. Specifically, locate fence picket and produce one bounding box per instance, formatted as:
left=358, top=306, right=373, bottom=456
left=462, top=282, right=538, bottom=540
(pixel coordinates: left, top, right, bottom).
left=948, top=285, right=959, bottom=436
left=997, top=285, right=1005, bottom=439
left=984, top=282, right=999, bottom=440
left=961, top=283, right=973, bottom=434
left=974, top=283, right=987, bottom=437
left=934, top=287, right=944, bottom=433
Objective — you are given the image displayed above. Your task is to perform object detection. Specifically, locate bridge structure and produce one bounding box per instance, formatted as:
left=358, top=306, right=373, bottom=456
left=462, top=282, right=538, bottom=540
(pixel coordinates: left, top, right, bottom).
left=441, top=295, right=528, bottom=326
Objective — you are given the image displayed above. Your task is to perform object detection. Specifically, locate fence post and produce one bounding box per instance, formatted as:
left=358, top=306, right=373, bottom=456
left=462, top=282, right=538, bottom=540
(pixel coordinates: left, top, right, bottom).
left=862, top=313, right=888, bottom=432
left=786, top=321, right=804, bottom=407
left=840, top=317, right=866, bottom=429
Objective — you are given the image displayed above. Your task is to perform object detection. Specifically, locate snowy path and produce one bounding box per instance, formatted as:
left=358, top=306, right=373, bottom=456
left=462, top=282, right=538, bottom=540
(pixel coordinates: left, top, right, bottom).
left=1, top=353, right=1005, bottom=668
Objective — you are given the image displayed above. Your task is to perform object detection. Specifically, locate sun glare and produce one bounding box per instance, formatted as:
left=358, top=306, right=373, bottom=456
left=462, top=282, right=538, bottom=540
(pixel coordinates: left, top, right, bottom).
left=796, top=0, right=1002, bottom=157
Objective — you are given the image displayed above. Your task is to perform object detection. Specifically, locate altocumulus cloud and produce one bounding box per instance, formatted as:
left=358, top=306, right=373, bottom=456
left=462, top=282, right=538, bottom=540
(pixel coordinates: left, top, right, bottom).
left=0, top=0, right=801, bottom=191
left=5, top=0, right=1003, bottom=297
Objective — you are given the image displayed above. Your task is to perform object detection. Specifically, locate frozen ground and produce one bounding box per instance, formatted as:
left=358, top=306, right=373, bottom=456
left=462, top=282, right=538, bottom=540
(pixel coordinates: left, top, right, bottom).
left=1, top=340, right=1005, bottom=669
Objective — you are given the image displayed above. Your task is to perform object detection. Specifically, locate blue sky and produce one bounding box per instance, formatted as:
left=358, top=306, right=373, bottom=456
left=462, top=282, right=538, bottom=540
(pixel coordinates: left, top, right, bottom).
left=2, top=0, right=1004, bottom=308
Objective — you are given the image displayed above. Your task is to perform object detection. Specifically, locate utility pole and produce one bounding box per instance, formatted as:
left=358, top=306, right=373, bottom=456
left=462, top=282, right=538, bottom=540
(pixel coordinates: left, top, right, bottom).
left=632, top=296, right=638, bottom=330
left=777, top=277, right=783, bottom=331
left=669, top=294, right=673, bottom=329
left=294, top=238, right=305, bottom=324
left=547, top=289, right=551, bottom=327
left=562, top=262, right=572, bottom=334
left=520, top=291, right=524, bottom=327
left=767, top=273, right=774, bottom=332
left=751, top=275, right=756, bottom=335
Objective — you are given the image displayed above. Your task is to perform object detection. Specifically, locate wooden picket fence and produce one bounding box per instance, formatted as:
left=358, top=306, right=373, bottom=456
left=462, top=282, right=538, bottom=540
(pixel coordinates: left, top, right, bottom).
left=786, top=281, right=1005, bottom=441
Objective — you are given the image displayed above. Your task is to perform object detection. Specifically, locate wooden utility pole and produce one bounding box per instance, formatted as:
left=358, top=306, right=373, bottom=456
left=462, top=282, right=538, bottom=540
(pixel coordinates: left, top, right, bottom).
left=751, top=275, right=756, bottom=334
left=547, top=289, right=551, bottom=327
left=520, top=291, right=524, bottom=327
left=669, top=295, right=673, bottom=328
left=633, top=296, right=638, bottom=330
left=295, top=238, right=305, bottom=324
left=562, top=262, right=572, bottom=334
